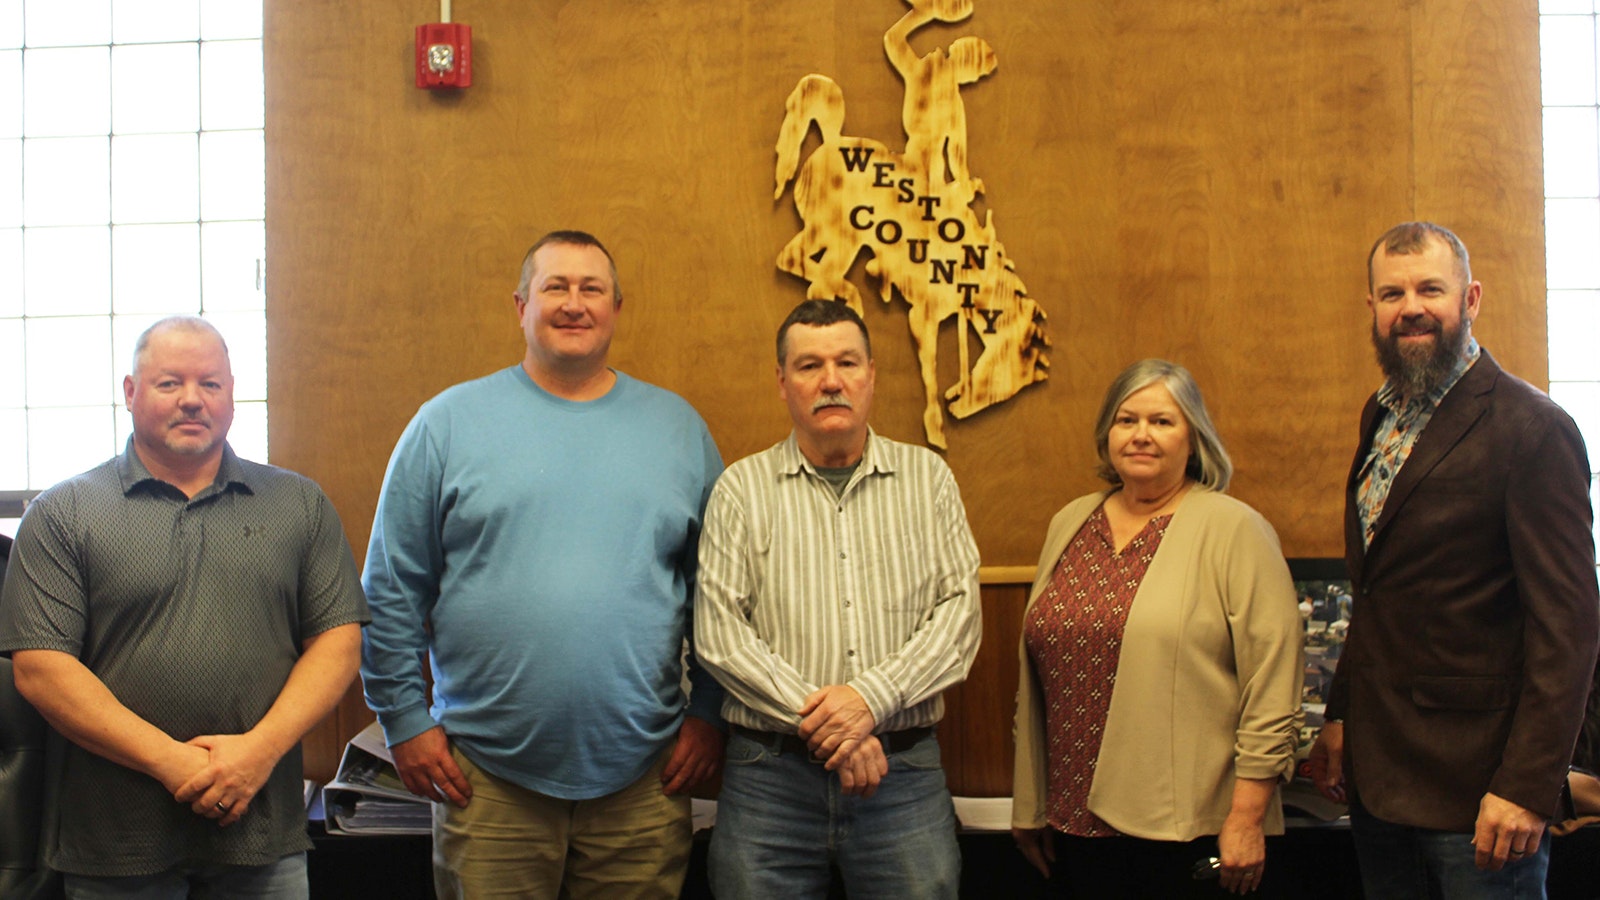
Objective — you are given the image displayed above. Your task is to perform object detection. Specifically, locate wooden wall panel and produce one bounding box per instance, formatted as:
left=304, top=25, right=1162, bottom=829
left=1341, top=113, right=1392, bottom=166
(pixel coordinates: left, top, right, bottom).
left=266, top=0, right=1546, bottom=781
left=942, top=583, right=1030, bottom=797
left=1412, top=0, right=1548, bottom=371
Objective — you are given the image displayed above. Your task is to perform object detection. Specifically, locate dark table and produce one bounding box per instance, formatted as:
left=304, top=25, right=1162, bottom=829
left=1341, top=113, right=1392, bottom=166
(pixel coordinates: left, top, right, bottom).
left=308, top=818, right=1600, bottom=899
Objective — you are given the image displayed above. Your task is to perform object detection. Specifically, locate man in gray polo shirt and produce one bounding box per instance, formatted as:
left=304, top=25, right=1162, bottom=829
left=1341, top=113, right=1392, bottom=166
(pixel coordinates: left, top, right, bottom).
left=0, top=316, right=369, bottom=898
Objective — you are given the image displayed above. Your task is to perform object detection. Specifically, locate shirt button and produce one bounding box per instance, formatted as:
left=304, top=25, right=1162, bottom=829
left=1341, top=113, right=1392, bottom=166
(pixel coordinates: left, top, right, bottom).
left=839, top=552, right=846, bottom=559
left=847, top=649, right=856, bottom=657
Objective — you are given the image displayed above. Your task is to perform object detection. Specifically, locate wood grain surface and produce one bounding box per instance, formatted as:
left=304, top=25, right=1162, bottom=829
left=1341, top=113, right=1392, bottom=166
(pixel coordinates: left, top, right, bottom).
left=266, top=0, right=1545, bottom=788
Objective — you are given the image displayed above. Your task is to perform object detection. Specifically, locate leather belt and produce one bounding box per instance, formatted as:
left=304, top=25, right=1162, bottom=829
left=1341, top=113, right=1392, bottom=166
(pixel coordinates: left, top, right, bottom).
left=730, top=724, right=934, bottom=759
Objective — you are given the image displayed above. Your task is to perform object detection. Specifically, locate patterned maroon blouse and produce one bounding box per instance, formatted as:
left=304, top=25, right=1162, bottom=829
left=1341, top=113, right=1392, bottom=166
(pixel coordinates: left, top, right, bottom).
left=1023, top=503, right=1172, bottom=836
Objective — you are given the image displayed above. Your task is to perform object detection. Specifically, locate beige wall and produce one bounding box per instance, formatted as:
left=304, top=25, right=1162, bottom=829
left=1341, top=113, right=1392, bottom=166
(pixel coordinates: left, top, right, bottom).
left=267, top=0, right=1546, bottom=788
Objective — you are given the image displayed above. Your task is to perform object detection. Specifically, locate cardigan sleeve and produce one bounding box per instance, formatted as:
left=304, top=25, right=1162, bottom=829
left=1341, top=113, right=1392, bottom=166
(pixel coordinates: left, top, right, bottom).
left=1219, top=506, right=1305, bottom=782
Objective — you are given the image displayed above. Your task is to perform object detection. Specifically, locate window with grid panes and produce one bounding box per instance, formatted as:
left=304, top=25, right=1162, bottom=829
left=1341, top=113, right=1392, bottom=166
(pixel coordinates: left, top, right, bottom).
left=0, top=0, right=265, bottom=536
left=1542, top=0, right=1600, bottom=562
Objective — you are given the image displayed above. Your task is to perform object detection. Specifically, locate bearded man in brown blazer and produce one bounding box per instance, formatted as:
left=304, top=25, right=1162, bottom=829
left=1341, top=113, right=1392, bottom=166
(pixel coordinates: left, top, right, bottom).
left=1309, top=222, right=1599, bottom=899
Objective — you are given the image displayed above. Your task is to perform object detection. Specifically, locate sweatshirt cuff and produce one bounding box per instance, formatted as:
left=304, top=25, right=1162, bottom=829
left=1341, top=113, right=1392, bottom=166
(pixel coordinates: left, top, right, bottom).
left=379, top=704, right=441, bottom=748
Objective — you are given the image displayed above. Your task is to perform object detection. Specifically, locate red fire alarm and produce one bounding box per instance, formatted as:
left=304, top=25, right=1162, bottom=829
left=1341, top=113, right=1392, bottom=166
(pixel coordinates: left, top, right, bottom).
left=416, top=18, right=471, bottom=89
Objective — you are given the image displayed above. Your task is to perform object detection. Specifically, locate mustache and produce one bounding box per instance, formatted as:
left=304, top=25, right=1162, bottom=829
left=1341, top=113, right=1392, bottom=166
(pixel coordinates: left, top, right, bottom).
left=812, top=393, right=853, bottom=412
left=1390, top=321, right=1440, bottom=337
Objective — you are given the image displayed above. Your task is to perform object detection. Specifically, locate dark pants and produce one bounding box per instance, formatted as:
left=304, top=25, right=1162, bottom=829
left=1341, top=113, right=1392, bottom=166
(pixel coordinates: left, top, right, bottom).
left=1349, top=797, right=1550, bottom=900
left=1045, top=831, right=1288, bottom=900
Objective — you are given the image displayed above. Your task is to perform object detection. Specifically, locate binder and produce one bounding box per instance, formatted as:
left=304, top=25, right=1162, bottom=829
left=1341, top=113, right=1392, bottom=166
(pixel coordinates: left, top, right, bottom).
left=321, top=720, right=433, bottom=835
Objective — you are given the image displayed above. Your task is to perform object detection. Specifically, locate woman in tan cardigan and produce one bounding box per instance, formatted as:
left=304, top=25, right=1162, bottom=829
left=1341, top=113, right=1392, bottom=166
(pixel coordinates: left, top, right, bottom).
left=1011, top=359, right=1304, bottom=897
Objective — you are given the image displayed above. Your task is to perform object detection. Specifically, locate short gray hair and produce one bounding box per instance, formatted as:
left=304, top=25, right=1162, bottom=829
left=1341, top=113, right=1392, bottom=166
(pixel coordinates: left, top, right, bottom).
left=1093, top=358, right=1232, bottom=491
left=776, top=299, right=872, bottom=365
left=131, top=316, right=229, bottom=377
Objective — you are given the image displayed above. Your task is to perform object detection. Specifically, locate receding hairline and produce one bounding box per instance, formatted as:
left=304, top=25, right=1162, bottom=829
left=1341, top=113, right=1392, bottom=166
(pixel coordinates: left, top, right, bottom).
left=131, top=316, right=231, bottom=377
left=1366, top=222, right=1472, bottom=292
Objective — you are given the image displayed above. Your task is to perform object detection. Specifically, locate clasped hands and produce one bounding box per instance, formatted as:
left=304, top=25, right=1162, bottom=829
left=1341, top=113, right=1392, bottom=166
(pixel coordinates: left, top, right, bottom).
left=158, top=732, right=281, bottom=828
left=798, top=684, right=888, bottom=797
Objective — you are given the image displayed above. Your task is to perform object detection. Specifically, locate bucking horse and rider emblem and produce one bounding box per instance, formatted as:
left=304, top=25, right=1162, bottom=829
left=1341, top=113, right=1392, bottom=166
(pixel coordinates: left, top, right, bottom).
left=774, top=0, right=1050, bottom=449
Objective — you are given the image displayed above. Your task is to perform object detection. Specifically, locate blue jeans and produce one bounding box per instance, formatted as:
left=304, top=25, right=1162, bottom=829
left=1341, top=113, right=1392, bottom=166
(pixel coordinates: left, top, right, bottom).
left=1349, top=799, right=1549, bottom=899
left=709, top=729, right=960, bottom=900
left=63, top=853, right=307, bottom=900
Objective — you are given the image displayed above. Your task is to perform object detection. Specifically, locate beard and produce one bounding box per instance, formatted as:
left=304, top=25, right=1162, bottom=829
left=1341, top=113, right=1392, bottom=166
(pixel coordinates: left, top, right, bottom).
left=1370, top=302, right=1471, bottom=397
left=160, top=416, right=221, bottom=457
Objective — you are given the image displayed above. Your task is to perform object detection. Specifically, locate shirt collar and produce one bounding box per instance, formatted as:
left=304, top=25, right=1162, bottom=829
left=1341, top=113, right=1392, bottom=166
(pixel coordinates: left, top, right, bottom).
left=778, top=428, right=895, bottom=478
left=117, top=437, right=255, bottom=499
left=1376, top=335, right=1481, bottom=413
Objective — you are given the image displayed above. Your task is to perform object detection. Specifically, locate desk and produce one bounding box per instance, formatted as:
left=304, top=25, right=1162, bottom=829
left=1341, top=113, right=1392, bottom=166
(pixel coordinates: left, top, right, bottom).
left=308, top=820, right=1600, bottom=899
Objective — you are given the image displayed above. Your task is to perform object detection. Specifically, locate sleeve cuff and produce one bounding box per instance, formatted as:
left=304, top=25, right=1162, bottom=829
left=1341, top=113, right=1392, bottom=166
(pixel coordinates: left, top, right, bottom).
left=378, top=705, right=440, bottom=749
left=849, top=673, right=897, bottom=728
left=686, top=683, right=726, bottom=729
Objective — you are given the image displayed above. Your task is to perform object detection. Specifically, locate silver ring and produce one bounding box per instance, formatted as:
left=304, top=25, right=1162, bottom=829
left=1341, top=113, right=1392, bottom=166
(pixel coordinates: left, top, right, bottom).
left=215, top=802, right=229, bottom=811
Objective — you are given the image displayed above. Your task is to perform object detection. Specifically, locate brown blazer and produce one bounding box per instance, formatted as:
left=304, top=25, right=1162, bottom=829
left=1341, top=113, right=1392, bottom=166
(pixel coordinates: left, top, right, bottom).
left=1326, top=349, right=1600, bottom=832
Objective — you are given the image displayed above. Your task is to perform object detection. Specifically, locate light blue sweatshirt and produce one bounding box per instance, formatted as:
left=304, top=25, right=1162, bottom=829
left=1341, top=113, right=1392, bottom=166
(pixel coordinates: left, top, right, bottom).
left=361, top=366, right=724, bottom=799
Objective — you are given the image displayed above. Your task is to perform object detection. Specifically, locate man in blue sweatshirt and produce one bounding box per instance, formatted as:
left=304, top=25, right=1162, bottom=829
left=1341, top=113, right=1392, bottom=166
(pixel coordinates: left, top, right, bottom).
left=361, top=230, right=725, bottom=899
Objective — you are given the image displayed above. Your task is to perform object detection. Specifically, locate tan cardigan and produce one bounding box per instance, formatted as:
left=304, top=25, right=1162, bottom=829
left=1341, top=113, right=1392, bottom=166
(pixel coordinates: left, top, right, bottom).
left=1011, top=488, right=1304, bottom=840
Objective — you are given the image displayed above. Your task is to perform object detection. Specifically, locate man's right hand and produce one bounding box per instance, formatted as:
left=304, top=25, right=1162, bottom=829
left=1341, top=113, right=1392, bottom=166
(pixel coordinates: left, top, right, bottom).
left=391, top=726, right=472, bottom=807
left=156, top=742, right=213, bottom=798
left=798, top=684, right=876, bottom=768
left=1308, top=721, right=1346, bottom=803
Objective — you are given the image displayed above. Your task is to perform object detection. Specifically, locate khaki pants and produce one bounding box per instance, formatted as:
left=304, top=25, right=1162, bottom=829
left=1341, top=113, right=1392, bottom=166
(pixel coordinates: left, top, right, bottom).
left=433, top=746, right=690, bottom=900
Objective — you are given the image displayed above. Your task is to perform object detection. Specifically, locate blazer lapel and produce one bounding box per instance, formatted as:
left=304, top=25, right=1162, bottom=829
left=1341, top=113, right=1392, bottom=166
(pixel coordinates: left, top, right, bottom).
left=1363, top=351, right=1500, bottom=557
left=1346, top=396, right=1382, bottom=581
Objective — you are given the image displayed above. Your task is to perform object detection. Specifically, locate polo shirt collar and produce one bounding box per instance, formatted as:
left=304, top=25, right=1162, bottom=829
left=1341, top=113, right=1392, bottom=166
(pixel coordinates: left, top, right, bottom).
left=117, top=437, right=255, bottom=499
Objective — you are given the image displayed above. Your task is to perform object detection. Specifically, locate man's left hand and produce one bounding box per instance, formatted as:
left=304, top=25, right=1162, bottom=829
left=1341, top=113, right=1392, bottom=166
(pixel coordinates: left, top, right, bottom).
left=837, top=735, right=888, bottom=798
left=798, top=684, right=875, bottom=768
left=661, top=716, right=725, bottom=796
left=1472, top=791, right=1547, bottom=871
left=175, top=732, right=281, bottom=827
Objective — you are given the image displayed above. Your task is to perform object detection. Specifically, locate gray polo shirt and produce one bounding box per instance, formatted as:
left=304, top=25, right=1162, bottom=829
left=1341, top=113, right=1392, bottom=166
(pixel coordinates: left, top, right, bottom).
left=0, top=440, right=369, bottom=877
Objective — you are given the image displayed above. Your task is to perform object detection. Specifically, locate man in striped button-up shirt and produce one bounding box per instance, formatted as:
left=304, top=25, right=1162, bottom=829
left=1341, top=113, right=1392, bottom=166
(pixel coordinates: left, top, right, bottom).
left=695, top=299, right=982, bottom=899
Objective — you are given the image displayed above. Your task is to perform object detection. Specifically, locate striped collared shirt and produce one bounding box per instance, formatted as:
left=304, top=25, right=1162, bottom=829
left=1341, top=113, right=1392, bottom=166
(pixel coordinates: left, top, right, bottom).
left=1356, top=337, right=1480, bottom=547
left=694, top=430, right=982, bottom=734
